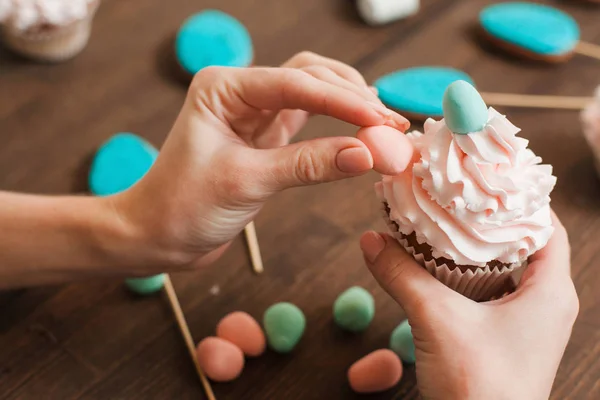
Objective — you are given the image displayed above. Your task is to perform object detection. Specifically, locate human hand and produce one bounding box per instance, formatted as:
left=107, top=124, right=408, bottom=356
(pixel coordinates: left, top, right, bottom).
left=360, top=212, right=579, bottom=400
left=112, top=52, right=413, bottom=271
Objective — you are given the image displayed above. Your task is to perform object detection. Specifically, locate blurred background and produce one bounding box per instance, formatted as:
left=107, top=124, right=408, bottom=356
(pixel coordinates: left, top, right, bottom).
left=1, top=0, right=599, bottom=399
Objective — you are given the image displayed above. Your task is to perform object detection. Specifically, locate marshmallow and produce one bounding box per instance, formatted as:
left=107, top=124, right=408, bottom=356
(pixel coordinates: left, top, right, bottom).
left=357, top=0, right=420, bottom=26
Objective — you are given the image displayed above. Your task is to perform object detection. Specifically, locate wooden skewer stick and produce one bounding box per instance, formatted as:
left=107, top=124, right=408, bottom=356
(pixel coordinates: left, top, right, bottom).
left=163, top=275, right=216, bottom=400
left=482, top=92, right=593, bottom=110
left=576, top=41, right=600, bottom=62
left=244, top=221, right=264, bottom=274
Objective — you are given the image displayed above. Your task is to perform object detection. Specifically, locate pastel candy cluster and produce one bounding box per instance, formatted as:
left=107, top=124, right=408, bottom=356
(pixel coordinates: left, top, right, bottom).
left=197, top=311, right=266, bottom=382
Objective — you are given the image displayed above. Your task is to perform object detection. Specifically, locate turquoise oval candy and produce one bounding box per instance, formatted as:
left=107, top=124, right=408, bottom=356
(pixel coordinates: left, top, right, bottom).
left=480, top=2, right=579, bottom=56
left=263, top=302, right=306, bottom=353
left=390, top=320, right=416, bottom=363
left=175, top=10, right=253, bottom=75
left=125, top=274, right=166, bottom=295
left=89, top=133, right=158, bottom=196
left=333, top=286, right=375, bottom=332
left=374, top=67, right=475, bottom=117
left=442, top=80, right=488, bottom=135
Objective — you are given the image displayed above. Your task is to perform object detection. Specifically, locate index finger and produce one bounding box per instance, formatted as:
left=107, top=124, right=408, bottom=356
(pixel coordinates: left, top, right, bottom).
left=281, top=51, right=369, bottom=88
left=234, top=67, right=410, bottom=131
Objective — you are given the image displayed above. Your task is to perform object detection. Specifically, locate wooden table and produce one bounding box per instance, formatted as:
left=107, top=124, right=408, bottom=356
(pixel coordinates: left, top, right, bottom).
left=1, top=0, right=599, bottom=398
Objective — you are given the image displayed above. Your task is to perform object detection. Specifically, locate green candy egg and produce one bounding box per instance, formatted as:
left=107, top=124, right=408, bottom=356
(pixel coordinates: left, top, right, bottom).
left=333, top=286, right=375, bottom=332
left=125, top=274, right=166, bottom=295
left=263, top=302, right=306, bottom=353
left=442, top=80, right=488, bottom=135
left=390, top=320, right=416, bottom=363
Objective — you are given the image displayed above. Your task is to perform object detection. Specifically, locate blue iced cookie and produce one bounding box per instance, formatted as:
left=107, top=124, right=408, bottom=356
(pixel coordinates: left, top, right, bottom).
left=125, top=274, right=166, bottom=295
left=374, top=67, right=475, bottom=120
left=479, top=2, right=580, bottom=61
left=89, top=133, right=158, bottom=196
left=175, top=9, right=253, bottom=75
left=89, top=133, right=164, bottom=295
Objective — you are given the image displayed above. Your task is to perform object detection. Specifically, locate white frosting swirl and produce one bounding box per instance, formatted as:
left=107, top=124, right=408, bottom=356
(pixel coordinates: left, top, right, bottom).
left=0, top=0, right=95, bottom=31
left=380, top=108, right=556, bottom=267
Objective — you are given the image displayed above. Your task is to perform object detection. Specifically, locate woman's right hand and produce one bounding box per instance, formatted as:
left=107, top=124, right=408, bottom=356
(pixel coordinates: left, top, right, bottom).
left=360, top=211, right=579, bottom=400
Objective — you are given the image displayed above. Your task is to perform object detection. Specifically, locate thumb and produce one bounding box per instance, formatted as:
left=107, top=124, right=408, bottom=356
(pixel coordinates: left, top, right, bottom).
left=257, top=136, right=373, bottom=191
left=360, top=231, right=457, bottom=315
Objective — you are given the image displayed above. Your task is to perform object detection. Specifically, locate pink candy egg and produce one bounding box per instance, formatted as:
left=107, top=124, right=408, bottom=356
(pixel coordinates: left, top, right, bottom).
left=348, top=349, right=403, bottom=393
left=216, top=311, right=266, bottom=357
left=196, top=337, right=244, bottom=382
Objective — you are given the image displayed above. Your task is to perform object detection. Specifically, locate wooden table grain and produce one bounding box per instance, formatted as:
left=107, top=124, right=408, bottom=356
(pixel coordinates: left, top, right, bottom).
left=1, top=0, right=599, bottom=399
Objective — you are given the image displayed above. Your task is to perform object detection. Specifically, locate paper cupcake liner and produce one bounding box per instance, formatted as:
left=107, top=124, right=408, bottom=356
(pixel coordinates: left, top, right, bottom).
left=380, top=203, right=524, bottom=301
left=1, top=1, right=99, bottom=62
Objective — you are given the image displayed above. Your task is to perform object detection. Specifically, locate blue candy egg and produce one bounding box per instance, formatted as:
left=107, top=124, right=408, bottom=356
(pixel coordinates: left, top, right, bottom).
left=89, top=133, right=158, bottom=196
left=443, top=80, right=489, bottom=135
left=374, top=67, right=475, bottom=118
left=480, top=2, right=580, bottom=57
left=175, top=10, right=253, bottom=75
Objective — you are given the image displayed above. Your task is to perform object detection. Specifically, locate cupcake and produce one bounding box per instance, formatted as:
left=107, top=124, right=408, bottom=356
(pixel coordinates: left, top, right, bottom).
left=377, top=81, right=556, bottom=301
left=0, top=0, right=99, bottom=62
left=581, top=86, right=600, bottom=178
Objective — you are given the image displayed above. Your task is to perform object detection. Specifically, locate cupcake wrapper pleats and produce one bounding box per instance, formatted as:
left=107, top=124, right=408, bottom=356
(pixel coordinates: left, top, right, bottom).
left=380, top=203, right=524, bottom=301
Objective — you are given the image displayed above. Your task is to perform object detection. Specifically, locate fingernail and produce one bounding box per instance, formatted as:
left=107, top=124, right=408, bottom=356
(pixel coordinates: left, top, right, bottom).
left=368, top=102, right=410, bottom=132
left=361, top=232, right=386, bottom=263
left=384, top=113, right=410, bottom=132
left=369, top=86, right=379, bottom=96
left=336, top=147, right=373, bottom=174
left=368, top=101, right=393, bottom=117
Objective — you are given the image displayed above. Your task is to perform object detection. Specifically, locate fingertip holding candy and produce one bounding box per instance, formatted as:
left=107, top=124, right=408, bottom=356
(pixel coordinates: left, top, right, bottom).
left=357, top=0, right=420, bottom=26
left=479, top=2, right=580, bottom=62
left=125, top=274, right=166, bottom=295
left=333, top=286, right=375, bottom=332
left=390, top=320, right=416, bottom=364
left=196, top=337, right=245, bottom=382
left=357, top=126, right=414, bottom=175
left=175, top=9, right=253, bottom=75
left=348, top=349, right=402, bottom=393
left=263, top=302, right=306, bottom=353
left=217, top=311, right=266, bottom=357
left=442, top=80, right=489, bottom=134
